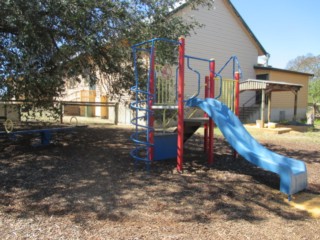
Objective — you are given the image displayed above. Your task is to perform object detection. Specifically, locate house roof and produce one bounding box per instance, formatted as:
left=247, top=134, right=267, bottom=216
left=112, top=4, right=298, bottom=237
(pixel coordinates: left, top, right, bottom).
left=172, top=0, right=268, bottom=56
left=254, top=65, right=314, bottom=77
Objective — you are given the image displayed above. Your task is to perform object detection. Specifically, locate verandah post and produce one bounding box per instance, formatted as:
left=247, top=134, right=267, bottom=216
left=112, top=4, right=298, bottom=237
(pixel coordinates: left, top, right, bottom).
left=177, top=37, right=185, bottom=172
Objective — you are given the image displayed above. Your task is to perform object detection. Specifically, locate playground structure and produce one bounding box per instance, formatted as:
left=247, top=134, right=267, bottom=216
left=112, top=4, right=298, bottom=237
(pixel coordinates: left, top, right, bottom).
left=130, top=37, right=308, bottom=198
left=0, top=126, right=76, bottom=146
left=0, top=107, right=77, bottom=146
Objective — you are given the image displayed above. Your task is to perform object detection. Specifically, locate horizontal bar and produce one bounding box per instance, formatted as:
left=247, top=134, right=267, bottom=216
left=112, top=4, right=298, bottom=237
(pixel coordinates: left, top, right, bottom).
left=0, top=100, right=118, bottom=106
left=61, top=101, right=118, bottom=106
left=184, top=117, right=209, bottom=123
left=132, top=38, right=180, bottom=48
left=184, top=55, right=214, bottom=63
left=152, top=105, right=178, bottom=110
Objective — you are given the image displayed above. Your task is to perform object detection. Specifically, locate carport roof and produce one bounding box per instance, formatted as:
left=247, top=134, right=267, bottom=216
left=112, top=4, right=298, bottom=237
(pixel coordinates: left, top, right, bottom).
left=240, top=79, right=303, bottom=93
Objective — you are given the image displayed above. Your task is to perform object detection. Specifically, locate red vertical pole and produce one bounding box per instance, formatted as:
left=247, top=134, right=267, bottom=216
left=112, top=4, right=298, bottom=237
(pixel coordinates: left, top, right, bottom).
left=233, top=71, right=240, bottom=159
left=204, top=76, right=209, bottom=153
left=177, top=37, right=185, bottom=172
left=148, top=46, right=155, bottom=161
left=234, top=71, right=240, bottom=117
left=208, top=59, right=215, bottom=166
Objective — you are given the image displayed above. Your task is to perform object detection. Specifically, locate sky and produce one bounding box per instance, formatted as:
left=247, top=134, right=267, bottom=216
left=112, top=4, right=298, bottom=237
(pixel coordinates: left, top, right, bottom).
left=230, top=0, right=320, bottom=69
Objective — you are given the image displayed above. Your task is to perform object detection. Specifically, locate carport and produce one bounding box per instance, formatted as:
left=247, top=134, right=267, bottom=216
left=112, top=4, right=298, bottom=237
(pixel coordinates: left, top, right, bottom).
left=240, top=79, right=303, bottom=127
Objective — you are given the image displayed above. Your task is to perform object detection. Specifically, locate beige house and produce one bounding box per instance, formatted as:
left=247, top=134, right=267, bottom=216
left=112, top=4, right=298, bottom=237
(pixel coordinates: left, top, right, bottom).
left=61, top=75, right=131, bottom=125
left=62, top=0, right=312, bottom=124
left=172, top=0, right=313, bottom=122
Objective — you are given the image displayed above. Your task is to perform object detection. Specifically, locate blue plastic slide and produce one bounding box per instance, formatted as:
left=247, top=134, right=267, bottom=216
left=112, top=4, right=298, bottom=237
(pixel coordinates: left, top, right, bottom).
left=187, top=98, right=308, bottom=196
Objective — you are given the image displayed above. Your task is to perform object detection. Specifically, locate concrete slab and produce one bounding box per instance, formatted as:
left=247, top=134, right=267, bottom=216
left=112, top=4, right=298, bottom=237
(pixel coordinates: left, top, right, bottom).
left=244, top=123, right=314, bottom=134
left=244, top=124, right=291, bottom=134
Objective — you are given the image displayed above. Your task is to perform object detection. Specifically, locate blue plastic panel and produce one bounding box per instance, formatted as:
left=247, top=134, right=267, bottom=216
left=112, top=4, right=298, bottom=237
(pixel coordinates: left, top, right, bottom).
left=154, top=133, right=177, bottom=161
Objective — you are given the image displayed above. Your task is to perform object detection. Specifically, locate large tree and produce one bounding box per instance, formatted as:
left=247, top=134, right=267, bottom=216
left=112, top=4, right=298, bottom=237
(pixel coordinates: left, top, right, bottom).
left=0, top=0, right=212, bottom=107
left=286, top=54, right=320, bottom=115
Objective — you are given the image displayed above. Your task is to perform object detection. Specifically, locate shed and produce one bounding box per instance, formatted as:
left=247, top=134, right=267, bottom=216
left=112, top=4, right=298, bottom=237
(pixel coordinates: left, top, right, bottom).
left=240, top=79, right=303, bottom=127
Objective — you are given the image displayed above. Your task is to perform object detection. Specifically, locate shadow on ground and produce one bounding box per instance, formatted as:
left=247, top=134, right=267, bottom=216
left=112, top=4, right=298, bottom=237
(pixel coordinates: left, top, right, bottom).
left=0, top=126, right=314, bottom=225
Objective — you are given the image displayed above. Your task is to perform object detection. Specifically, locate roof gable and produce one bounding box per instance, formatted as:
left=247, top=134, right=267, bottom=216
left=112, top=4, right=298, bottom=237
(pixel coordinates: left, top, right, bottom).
left=173, top=0, right=267, bottom=56
left=254, top=65, right=314, bottom=77
left=224, top=0, right=267, bottom=56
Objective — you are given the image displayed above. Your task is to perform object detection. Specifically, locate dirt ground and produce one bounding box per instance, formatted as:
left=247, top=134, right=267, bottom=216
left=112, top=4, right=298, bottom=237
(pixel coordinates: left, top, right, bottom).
left=0, top=124, right=319, bottom=239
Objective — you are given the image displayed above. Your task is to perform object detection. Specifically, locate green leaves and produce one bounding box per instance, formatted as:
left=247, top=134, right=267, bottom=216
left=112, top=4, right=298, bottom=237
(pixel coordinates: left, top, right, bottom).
left=309, top=79, right=320, bottom=104
left=0, top=0, right=211, bottom=107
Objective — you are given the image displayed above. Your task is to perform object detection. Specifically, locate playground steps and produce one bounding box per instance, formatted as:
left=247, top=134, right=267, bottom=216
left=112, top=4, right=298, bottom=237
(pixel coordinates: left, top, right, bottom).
left=182, top=117, right=209, bottom=142
left=154, top=117, right=209, bottom=161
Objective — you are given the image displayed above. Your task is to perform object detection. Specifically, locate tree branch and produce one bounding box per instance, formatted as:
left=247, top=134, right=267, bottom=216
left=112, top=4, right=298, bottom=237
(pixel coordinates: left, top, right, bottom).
left=0, top=25, right=19, bottom=35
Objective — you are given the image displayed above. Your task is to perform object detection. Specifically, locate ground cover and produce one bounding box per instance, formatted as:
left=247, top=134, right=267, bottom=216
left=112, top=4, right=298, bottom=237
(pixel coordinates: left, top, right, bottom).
left=0, top=123, right=319, bottom=239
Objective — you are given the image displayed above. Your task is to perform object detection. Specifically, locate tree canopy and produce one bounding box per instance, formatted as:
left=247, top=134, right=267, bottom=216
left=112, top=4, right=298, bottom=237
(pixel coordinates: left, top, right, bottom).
left=286, top=54, right=320, bottom=79
left=286, top=54, right=320, bottom=113
left=0, top=0, right=212, bottom=106
left=287, top=54, right=320, bottom=103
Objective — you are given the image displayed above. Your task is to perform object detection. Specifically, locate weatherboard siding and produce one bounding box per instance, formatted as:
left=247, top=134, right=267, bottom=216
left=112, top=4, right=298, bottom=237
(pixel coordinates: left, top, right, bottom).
left=174, top=0, right=259, bottom=103
left=271, top=72, right=308, bottom=109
